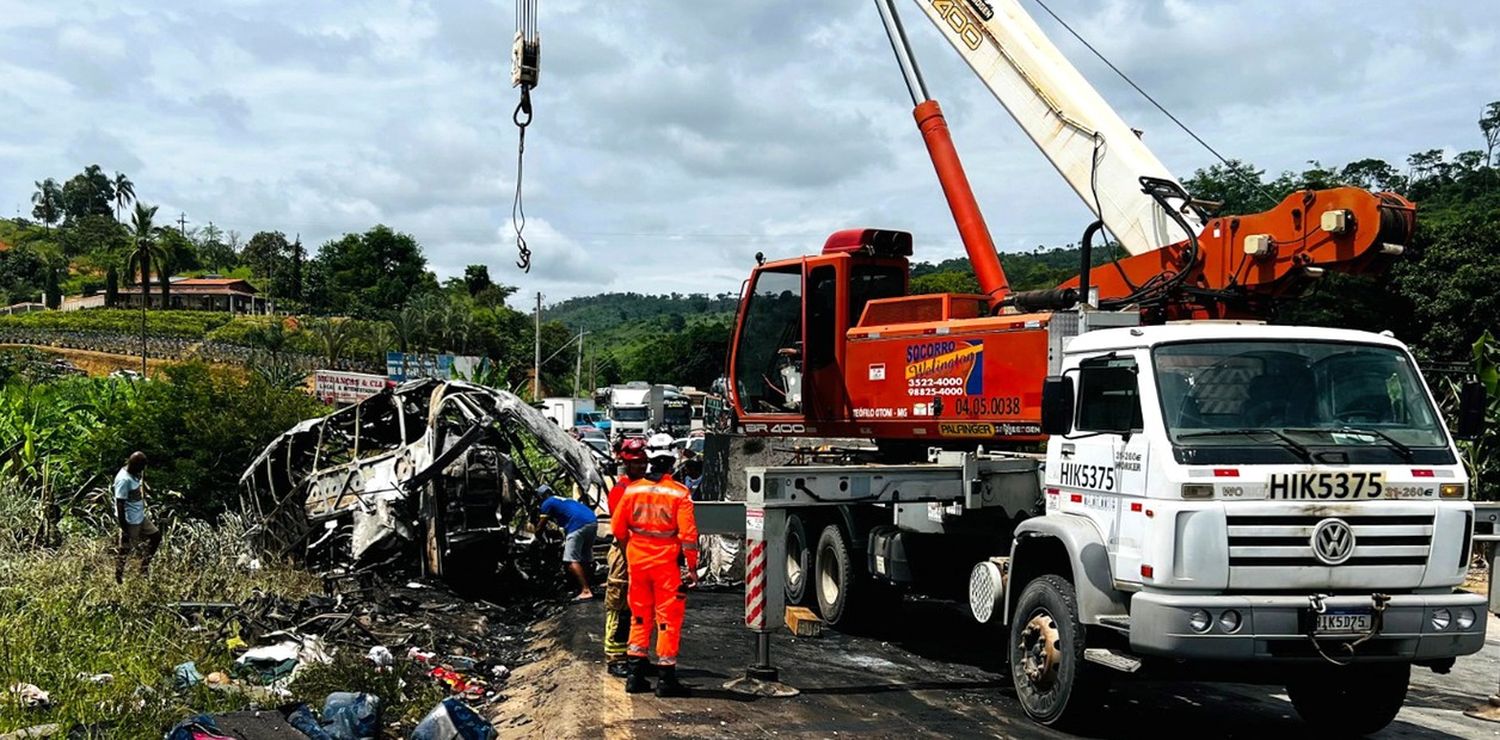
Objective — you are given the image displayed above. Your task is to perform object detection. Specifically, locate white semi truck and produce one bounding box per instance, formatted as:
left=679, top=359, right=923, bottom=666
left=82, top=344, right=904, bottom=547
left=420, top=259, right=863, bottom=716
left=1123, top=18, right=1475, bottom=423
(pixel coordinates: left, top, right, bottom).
left=607, top=382, right=652, bottom=440
left=747, top=321, right=1487, bottom=733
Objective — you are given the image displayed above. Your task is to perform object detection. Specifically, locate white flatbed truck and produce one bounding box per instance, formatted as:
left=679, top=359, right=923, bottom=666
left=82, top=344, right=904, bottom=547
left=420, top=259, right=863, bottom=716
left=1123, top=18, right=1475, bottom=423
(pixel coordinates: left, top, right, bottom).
left=738, top=322, right=1488, bottom=733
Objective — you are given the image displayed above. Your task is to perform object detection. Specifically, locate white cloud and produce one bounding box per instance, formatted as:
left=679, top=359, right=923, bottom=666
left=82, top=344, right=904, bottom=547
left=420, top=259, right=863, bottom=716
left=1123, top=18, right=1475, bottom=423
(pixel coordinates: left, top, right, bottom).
left=0, top=0, right=1496, bottom=308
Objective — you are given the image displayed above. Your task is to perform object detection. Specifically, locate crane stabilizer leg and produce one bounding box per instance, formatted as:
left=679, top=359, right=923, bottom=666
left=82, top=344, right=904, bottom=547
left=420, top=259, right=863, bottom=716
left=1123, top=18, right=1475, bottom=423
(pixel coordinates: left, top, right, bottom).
left=875, top=0, right=1010, bottom=308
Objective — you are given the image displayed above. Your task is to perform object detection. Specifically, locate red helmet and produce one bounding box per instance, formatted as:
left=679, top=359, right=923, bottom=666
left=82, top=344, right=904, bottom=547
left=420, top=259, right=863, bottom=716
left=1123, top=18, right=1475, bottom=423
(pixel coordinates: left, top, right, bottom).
left=616, top=437, right=647, bottom=462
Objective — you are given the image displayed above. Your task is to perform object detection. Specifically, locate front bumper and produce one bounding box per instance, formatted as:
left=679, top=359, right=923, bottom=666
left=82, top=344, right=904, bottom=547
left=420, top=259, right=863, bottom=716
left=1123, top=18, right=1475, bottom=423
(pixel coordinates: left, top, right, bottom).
left=1129, top=590, right=1486, bottom=662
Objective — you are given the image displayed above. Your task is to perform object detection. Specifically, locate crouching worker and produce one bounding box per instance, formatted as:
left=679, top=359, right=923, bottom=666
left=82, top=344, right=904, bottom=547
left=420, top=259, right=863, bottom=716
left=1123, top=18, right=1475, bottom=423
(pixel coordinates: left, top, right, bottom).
left=610, top=434, right=698, bottom=697
left=536, top=485, right=599, bottom=601
left=114, top=451, right=161, bottom=584
left=604, top=437, right=649, bottom=677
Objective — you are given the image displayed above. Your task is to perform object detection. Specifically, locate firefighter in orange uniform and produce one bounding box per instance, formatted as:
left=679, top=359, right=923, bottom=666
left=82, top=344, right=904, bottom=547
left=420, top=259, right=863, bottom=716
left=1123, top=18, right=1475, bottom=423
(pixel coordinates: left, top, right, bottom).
left=611, top=433, right=699, bottom=697
left=603, top=437, right=648, bottom=677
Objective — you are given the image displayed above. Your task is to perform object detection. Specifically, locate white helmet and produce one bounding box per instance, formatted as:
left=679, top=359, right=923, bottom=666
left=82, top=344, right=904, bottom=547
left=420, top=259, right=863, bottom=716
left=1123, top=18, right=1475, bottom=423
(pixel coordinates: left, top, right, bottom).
left=646, top=433, right=676, bottom=460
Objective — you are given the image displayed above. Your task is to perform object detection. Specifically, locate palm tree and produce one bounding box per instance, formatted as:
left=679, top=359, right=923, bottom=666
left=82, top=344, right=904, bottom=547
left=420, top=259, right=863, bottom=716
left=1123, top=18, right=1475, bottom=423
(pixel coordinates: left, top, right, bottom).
left=112, top=173, right=135, bottom=223
left=126, top=203, right=164, bottom=376
left=30, top=179, right=61, bottom=232
left=306, top=317, right=364, bottom=368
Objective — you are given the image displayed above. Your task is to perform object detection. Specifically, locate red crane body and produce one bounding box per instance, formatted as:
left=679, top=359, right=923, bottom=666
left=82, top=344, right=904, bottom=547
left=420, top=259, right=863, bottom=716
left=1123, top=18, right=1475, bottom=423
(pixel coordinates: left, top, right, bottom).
left=719, top=3, right=1416, bottom=446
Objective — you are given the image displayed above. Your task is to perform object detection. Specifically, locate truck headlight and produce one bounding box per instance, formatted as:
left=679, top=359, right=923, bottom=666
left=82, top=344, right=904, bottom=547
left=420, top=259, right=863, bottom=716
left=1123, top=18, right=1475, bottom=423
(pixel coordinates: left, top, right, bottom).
left=1457, top=608, right=1476, bottom=630
left=1189, top=609, right=1212, bottom=633
left=1439, top=483, right=1465, bottom=499
left=1218, top=610, right=1242, bottom=634
left=1431, top=608, right=1451, bottom=631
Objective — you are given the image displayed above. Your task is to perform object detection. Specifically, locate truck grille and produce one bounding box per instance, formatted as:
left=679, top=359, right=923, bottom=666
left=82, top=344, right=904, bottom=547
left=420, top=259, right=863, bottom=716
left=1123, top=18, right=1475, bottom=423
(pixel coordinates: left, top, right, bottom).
left=1226, top=514, right=1433, bottom=567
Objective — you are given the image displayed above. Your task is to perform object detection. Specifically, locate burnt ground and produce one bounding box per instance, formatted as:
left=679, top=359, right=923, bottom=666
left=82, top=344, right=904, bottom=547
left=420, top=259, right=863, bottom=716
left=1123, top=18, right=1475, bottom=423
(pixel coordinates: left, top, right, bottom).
left=491, top=590, right=1500, bottom=739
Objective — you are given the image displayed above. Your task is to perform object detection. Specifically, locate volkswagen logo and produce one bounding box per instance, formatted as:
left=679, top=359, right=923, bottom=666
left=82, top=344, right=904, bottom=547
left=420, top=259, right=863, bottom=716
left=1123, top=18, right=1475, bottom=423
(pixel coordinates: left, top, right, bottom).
left=1311, top=518, right=1356, bottom=565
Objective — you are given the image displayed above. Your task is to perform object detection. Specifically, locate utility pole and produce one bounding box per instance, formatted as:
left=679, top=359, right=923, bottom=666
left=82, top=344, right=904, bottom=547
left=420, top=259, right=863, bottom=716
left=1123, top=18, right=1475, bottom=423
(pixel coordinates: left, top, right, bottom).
left=573, top=329, right=585, bottom=398
left=533, top=292, right=543, bottom=400
left=177, top=212, right=188, bottom=235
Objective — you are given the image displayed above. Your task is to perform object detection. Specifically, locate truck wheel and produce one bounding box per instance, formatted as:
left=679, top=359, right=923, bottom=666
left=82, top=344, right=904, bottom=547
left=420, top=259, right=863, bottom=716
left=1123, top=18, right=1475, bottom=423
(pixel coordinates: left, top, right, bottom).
left=784, top=514, right=811, bottom=606
left=1008, top=575, right=1100, bottom=728
left=1287, top=662, right=1409, bottom=736
left=815, top=524, right=857, bottom=627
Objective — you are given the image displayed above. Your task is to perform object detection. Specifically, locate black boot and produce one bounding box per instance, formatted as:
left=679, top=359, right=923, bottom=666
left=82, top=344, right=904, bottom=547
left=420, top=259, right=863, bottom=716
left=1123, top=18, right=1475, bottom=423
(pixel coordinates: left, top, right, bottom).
left=624, top=657, right=652, bottom=694
left=607, top=660, right=629, bottom=679
left=654, top=665, right=690, bottom=698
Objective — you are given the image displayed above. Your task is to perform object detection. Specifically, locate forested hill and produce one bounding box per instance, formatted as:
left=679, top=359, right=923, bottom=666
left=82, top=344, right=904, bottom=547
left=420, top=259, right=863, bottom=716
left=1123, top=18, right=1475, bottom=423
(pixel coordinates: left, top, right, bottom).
left=544, top=292, right=739, bottom=334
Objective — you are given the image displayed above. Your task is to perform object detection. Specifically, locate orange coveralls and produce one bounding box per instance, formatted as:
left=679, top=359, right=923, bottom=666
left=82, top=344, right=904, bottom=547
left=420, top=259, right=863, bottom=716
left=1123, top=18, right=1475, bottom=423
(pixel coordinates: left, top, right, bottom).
left=611, top=473, right=699, bottom=666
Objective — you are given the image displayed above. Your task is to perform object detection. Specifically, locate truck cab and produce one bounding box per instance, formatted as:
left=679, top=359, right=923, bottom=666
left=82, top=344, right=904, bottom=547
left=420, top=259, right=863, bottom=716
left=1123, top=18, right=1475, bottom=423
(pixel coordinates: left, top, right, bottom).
left=1024, top=322, right=1483, bottom=726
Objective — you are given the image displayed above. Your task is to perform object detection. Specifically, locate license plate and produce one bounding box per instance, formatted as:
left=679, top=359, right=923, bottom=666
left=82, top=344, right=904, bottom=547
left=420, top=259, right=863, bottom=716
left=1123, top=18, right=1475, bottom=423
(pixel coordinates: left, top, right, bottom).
left=1267, top=471, right=1385, bottom=500
left=1314, top=611, right=1371, bottom=635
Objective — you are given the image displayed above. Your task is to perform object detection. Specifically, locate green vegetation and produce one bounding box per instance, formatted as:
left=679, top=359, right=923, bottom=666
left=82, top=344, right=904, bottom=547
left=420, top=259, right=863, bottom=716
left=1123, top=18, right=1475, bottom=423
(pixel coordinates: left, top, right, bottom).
left=0, top=356, right=328, bottom=521
left=0, top=308, right=231, bottom=338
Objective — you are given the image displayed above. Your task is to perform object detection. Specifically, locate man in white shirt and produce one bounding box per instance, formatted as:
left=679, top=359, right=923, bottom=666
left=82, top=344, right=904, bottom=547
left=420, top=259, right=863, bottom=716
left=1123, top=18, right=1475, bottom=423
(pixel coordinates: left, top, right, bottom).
left=114, top=451, right=160, bottom=583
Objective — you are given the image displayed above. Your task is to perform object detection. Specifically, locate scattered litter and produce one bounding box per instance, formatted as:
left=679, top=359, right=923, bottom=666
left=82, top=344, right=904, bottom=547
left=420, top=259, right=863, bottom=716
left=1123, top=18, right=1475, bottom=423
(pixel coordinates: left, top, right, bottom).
left=411, top=698, right=497, bottom=740
left=427, top=666, right=485, bottom=699
left=322, top=692, right=381, bottom=740
left=204, top=672, right=231, bottom=687
left=489, top=665, right=510, bottom=681
left=445, top=655, right=477, bottom=671
left=8, top=683, right=50, bottom=709
left=233, top=633, right=331, bottom=685
left=406, top=581, right=428, bottom=589
left=408, top=648, right=437, bottom=663
left=75, top=673, right=113, bottom=684
left=225, top=635, right=248, bottom=652
left=163, top=715, right=232, bottom=740
left=285, top=705, right=334, bottom=740
left=174, top=661, right=205, bottom=689
left=365, top=645, right=394, bottom=667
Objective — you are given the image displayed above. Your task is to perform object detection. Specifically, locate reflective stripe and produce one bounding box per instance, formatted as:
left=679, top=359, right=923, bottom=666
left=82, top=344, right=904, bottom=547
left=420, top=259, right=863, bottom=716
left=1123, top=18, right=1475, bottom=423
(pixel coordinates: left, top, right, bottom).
left=629, top=526, right=678, bottom=539
left=681, top=542, right=700, bottom=551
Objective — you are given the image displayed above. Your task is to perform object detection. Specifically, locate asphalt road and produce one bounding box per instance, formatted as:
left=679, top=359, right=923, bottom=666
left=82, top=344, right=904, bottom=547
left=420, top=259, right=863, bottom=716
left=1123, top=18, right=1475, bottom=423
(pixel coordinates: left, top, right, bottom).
left=509, top=589, right=1500, bottom=739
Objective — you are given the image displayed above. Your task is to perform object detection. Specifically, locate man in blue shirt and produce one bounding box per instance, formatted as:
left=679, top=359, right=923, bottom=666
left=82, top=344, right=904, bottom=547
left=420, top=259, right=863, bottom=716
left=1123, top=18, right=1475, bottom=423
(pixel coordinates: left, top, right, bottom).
left=113, top=451, right=161, bottom=584
left=536, top=484, right=599, bottom=600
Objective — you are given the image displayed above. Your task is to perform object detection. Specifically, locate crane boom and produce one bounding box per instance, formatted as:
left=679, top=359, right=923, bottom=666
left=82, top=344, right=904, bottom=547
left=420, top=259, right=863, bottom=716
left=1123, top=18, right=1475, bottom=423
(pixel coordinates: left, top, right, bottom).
left=909, top=0, right=1202, bottom=256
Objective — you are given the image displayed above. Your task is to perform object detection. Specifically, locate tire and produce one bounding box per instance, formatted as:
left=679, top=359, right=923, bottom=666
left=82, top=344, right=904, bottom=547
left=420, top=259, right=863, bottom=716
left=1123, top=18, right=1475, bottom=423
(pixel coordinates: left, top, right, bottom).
left=784, top=514, right=812, bottom=606
left=815, top=524, right=857, bottom=627
left=1287, top=662, right=1409, bottom=736
left=1008, top=574, right=1101, bottom=729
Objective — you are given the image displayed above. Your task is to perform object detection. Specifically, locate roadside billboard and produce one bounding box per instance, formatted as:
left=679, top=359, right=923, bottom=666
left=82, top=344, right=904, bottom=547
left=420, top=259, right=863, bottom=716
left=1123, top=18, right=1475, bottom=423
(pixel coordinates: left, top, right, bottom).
left=314, top=370, right=391, bottom=405
left=386, top=352, right=488, bottom=382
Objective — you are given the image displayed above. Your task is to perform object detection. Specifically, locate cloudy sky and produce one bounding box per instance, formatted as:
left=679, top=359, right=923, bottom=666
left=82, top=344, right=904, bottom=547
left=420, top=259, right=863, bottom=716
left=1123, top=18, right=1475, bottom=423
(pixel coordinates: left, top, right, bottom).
left=2, top=1, right=1496, bottom=306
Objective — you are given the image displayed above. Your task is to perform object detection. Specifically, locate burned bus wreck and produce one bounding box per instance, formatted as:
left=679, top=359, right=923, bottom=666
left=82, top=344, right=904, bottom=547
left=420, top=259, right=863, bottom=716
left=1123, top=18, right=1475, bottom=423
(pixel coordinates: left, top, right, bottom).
left=240, top=380, right=606, bottom=579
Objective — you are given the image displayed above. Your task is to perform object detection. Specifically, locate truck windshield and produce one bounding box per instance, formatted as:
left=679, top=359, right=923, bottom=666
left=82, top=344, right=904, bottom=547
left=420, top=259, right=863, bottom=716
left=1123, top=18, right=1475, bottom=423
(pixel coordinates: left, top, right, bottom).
left=1153, top=341, right=1451, bottom=464
left=612, top=407, right=649, bottom=423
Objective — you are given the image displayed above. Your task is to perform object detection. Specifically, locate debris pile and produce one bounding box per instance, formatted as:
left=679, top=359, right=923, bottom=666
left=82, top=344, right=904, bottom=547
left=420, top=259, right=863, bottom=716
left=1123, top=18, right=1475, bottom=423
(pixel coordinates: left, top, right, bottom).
left=151, top=577, right=560, bottom=738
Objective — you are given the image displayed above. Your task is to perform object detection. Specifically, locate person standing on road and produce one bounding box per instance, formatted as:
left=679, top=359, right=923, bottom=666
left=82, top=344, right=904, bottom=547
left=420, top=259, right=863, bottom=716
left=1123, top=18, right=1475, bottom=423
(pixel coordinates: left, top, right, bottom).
left=537, top=485, right=599, bottom=601
left=611, top=433, right=699, bottom=697
left=114, top=451, right=161, bottom=584
left=604, top=437, right=649, bottom=677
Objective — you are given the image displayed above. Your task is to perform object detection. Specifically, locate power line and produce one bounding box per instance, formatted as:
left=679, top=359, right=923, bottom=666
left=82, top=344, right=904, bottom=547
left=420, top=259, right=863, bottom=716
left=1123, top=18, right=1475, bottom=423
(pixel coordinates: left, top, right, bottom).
left=1030, top=0, right=1278, bottom=205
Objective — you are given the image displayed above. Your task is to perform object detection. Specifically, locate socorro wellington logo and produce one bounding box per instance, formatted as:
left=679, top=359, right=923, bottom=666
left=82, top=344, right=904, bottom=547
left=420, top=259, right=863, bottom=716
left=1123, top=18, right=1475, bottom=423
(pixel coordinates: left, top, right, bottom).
left=904, top=339, right=984, bottom=394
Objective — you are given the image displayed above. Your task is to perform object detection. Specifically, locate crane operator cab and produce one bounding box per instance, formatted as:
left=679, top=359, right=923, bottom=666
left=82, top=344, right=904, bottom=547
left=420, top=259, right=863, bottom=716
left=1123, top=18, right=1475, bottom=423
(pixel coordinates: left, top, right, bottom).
left=726, top=228, right=911, bottom=436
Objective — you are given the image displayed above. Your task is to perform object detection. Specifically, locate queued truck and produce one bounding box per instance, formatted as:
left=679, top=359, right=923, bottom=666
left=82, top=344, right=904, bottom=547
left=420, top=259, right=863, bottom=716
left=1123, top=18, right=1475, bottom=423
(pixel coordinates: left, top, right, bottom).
left=606, top=382, right=653, bottom=441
